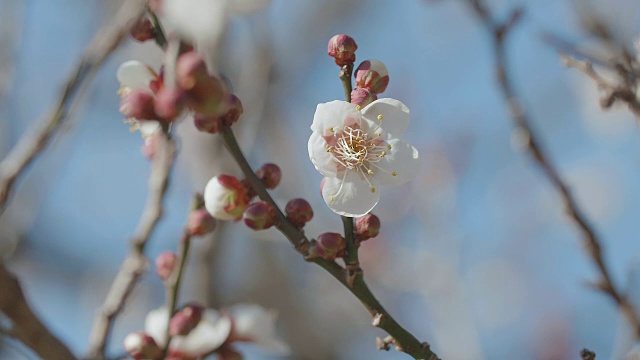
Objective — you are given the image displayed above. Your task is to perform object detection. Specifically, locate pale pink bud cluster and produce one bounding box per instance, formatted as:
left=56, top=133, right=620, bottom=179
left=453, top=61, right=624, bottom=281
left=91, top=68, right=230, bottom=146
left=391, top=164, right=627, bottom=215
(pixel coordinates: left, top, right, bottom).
left=350, top=87, right=377, bottom=107
left=355, top=213, right=380, bottom=241
left=354, top=59, right=389, bottom=94
left=255, top=163, right=281, bottom=189
left=204, top=175, right=250, bottom=221
left=120, top=90, right=156, bottom=120
left=187, top=209, right=217, bottom=236
left=327, top=34, right=358, bottom=66
left=155, top=251, right=178, bottom=281
left=243, top=201, right=277, bottom=230
left=285, top=198, right=313, bottom=228
left=169, top=303, right=204, bottom=337
left=194, top=94, right=244, bottom=134
left=176, top=52, right=226, bottom=116
left=123, top=332, right=162, bottom=360
left=130, top=17, right=156, bottom=42
left=307, top=232, right=346, bottom=261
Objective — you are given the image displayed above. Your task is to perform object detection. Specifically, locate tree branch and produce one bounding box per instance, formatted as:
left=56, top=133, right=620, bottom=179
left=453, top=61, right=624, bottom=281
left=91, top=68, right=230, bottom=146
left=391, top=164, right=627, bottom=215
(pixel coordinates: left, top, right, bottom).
left=218, top=126, right=439, bottom=360
left=465, top=0, right=640, bottom=338
left=0, top=262, right=77, bottom=360
left=0, top=0, right=147, bottom=216
left=86, top=133, right=176, bottom=359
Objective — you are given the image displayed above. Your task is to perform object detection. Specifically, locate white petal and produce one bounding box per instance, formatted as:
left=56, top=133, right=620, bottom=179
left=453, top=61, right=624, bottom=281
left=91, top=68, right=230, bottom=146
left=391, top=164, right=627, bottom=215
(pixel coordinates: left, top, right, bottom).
left=362, top=98, right=410, bottom=138
left=164, top=0, right=227, bottom=42
left=144, top=307, right=170, bottom=346
left=311, top=100, right=361, bottom=137
left=372, top=139, right=419, bottom=187
left=228, top=304, right=291, bottom=355
left=117, top=61, right=157, bottom=90
left=322, top=171, right=380, bottom=217
left=170, top=309, right=232, bottom=357
left=228, top=0, right=271, bottom=15
left=308, top=131, right=338, bottom=177
left=139, top=121, right=162, bottom=138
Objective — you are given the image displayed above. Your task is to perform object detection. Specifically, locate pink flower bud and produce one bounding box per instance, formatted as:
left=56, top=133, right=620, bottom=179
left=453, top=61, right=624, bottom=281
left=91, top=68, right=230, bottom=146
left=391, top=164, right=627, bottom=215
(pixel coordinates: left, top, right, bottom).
left=154, top=87, right=185, bottom=121
left=187, top=209, right=217, bottom=236
left=354, top=59, right=389, bottom=94
left=130, top=17, right=155, bottom=42
left=308, top=233, right=346, bottom=261
left=243, top=201, right=277, bottom=230
left=123, top=332, right=162, bottom=360
left=255, top=163, right=281, bottom=189
left=120, top=89, right=157, bottom=120
left=355, top=213, right=380, bottom=241
left=240, top=179, right=257, bottom=201
left=327, top=34, right=358, bottom=66
left=155, top=251, right=178, bottom=281
left=176, top=52, right=225, bottom=116
left=350, top=87, right=377, bottom=108
left=169, top=303, right=204, bottom=337
left=222, top=94, right=244, bottom=125
left=194, top=114, right=224, bottom=134
left=285, top=198, right=313, bottom=228
left=204, top=175, right=249, bottom=221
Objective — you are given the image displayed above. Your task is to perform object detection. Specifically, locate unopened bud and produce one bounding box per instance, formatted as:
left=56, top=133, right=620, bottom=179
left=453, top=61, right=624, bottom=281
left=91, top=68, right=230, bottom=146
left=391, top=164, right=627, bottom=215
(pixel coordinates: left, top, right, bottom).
left=130, top=17, right=155, bottom=42
left=308, top=232, right=346, bottom=261
left=155, top=251, right=178, bottom=281
left=255, top=163, right=281, bottom=189
left=327, top=34, right=358, bottom=66
left=285, top=198, right=313, bottom=228
left=187, top=209, right=217, bottom=236
left=204, top=175, right=249, bottom=221
left=154, top=87, right=185, bottom=121
left=222, top=94, right=244, bottom=125
left=354, top=59, right=389, bottom=94
left=120, top=89, right=157, bottom=120
left=123, top=332, right=162, bottom=360
left=194, top=114, right=224, bottom=134
left=176, top=52, right=225, bottom=116
left=243, top=201, right=277, bottom=230
left=355, top=213, right=380, bottom=241
left=169, top=303, right=204, bottom=337
left=350, top=87, right=377, bottom=108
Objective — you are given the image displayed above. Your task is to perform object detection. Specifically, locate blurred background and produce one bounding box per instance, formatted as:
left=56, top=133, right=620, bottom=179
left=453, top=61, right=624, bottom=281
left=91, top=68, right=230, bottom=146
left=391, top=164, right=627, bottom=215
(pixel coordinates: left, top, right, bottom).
left=2, top=0, right=640, bottom=359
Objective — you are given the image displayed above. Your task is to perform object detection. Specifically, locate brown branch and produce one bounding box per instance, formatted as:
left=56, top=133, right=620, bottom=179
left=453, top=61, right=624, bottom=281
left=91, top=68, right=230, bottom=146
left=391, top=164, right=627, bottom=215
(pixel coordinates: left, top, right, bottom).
left=465, top=0, right=640, bottom=338
left=218, top=126, right=439, bottom=360
left=0, top=262, right=77, bottom=360
left=86, top=133, right=176, bottom=360
left=0, top=0, right=147, bottom=216
left=580, top=348, right=596, bottom=360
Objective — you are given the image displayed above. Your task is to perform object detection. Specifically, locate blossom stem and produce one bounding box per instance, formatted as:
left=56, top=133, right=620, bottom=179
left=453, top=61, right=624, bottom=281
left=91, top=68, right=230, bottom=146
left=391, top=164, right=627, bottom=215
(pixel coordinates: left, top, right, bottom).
left=218, top=126, right=439, bottom=359
left=339, top=63, right=354, bottom=102
left=341, top=215, right=361, bottom=288
left=148, top=8, right=167, bottom=48
left=162, top=229, right=193, bottom=357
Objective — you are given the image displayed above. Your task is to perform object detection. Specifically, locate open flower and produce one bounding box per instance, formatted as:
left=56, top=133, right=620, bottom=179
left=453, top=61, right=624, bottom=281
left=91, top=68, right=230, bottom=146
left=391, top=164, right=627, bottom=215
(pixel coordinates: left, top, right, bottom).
left=145, top=307, right=232, bottom=359
left=226, top=303, right=290, bottom=356
left=308, top=99, right=419, bottom=216
left=117, top=60, right=162, bottom=138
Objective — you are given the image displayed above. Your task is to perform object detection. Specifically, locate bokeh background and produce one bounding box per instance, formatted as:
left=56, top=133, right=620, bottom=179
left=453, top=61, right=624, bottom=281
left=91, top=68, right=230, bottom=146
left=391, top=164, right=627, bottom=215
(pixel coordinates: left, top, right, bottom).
left=2, top=0, right=640, bottom=359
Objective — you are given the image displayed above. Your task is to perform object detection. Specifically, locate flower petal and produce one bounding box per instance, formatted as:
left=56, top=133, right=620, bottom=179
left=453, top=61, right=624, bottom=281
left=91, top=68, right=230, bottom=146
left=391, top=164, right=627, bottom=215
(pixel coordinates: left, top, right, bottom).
left=171, top=309, right=232, bottom=357
left=117, top=61, right=157, bottom=90
left=308, top=131, right=338, bottom=177
left=322, top=171, right=380, bottom=217
left=164, top=0, right=227, bottom=42
left=371, top=139, right=419, bottom=187
left=311, top=100, right=361, bottom=137
left=362, top=98, right=410, bottom=138
left=228, top=303, right=291, bottom=355
left=144, top=307, right=170, bottom=346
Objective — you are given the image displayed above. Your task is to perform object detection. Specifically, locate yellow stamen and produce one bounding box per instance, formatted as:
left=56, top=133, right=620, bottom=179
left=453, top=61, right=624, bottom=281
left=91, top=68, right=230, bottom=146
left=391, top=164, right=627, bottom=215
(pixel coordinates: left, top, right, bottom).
left=377, top=114, right=383, bottom=120
left=391, top=172, right=397, bottom=176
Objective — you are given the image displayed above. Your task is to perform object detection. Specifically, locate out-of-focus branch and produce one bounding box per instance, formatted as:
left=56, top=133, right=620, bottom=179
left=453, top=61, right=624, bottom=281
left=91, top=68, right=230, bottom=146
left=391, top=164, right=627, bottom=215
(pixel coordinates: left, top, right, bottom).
left=86, top=133, right=176, bottom=360
left=465, top=0, right=640, bottom=338
left=580, top=348, right=596, bottom=360
left=0, top=0, right=147, bottom=216
left=0, top=262, right=77, bottom=360
left=219, top=126, right=439, bottom=360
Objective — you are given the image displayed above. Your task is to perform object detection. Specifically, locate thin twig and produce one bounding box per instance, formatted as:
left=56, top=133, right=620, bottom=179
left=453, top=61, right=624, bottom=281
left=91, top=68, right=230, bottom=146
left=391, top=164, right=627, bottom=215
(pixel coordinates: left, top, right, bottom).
left=218, top=126, right=439, bottom=360
left=86, top=133, right=176, bottom=360
left=580, top=348, right=596, bottom=360
left=465, top=0, right=640, bottom=337
left=0, top=262, right=77, bottom=360
left=0, top=0, right=147, bottom=216
left=342, top=215, right=361, bottom=288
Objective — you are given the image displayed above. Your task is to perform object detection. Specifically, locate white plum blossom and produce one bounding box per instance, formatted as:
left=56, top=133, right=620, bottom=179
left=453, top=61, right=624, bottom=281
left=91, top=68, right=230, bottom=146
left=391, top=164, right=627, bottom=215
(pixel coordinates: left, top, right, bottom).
left=116, top=60, right=162, bottom=138
left=145, top=307, right=232, bottom=358
left=226, top=303, right=291, bottom=355
left=309, top=98, right=419, bottom=216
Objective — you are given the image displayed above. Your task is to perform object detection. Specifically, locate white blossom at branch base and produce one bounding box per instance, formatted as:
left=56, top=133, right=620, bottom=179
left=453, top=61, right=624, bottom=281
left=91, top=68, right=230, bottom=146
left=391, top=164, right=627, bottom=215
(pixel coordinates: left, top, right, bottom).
left=308, top=98, right=419, bottom=216
left=116, top=60, right=162, bottom=138
left=226, top=303, right=290, bottom=355
left=163, top=0, right=271, bottom=44
left=145, top=307, right=232, bottom=358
